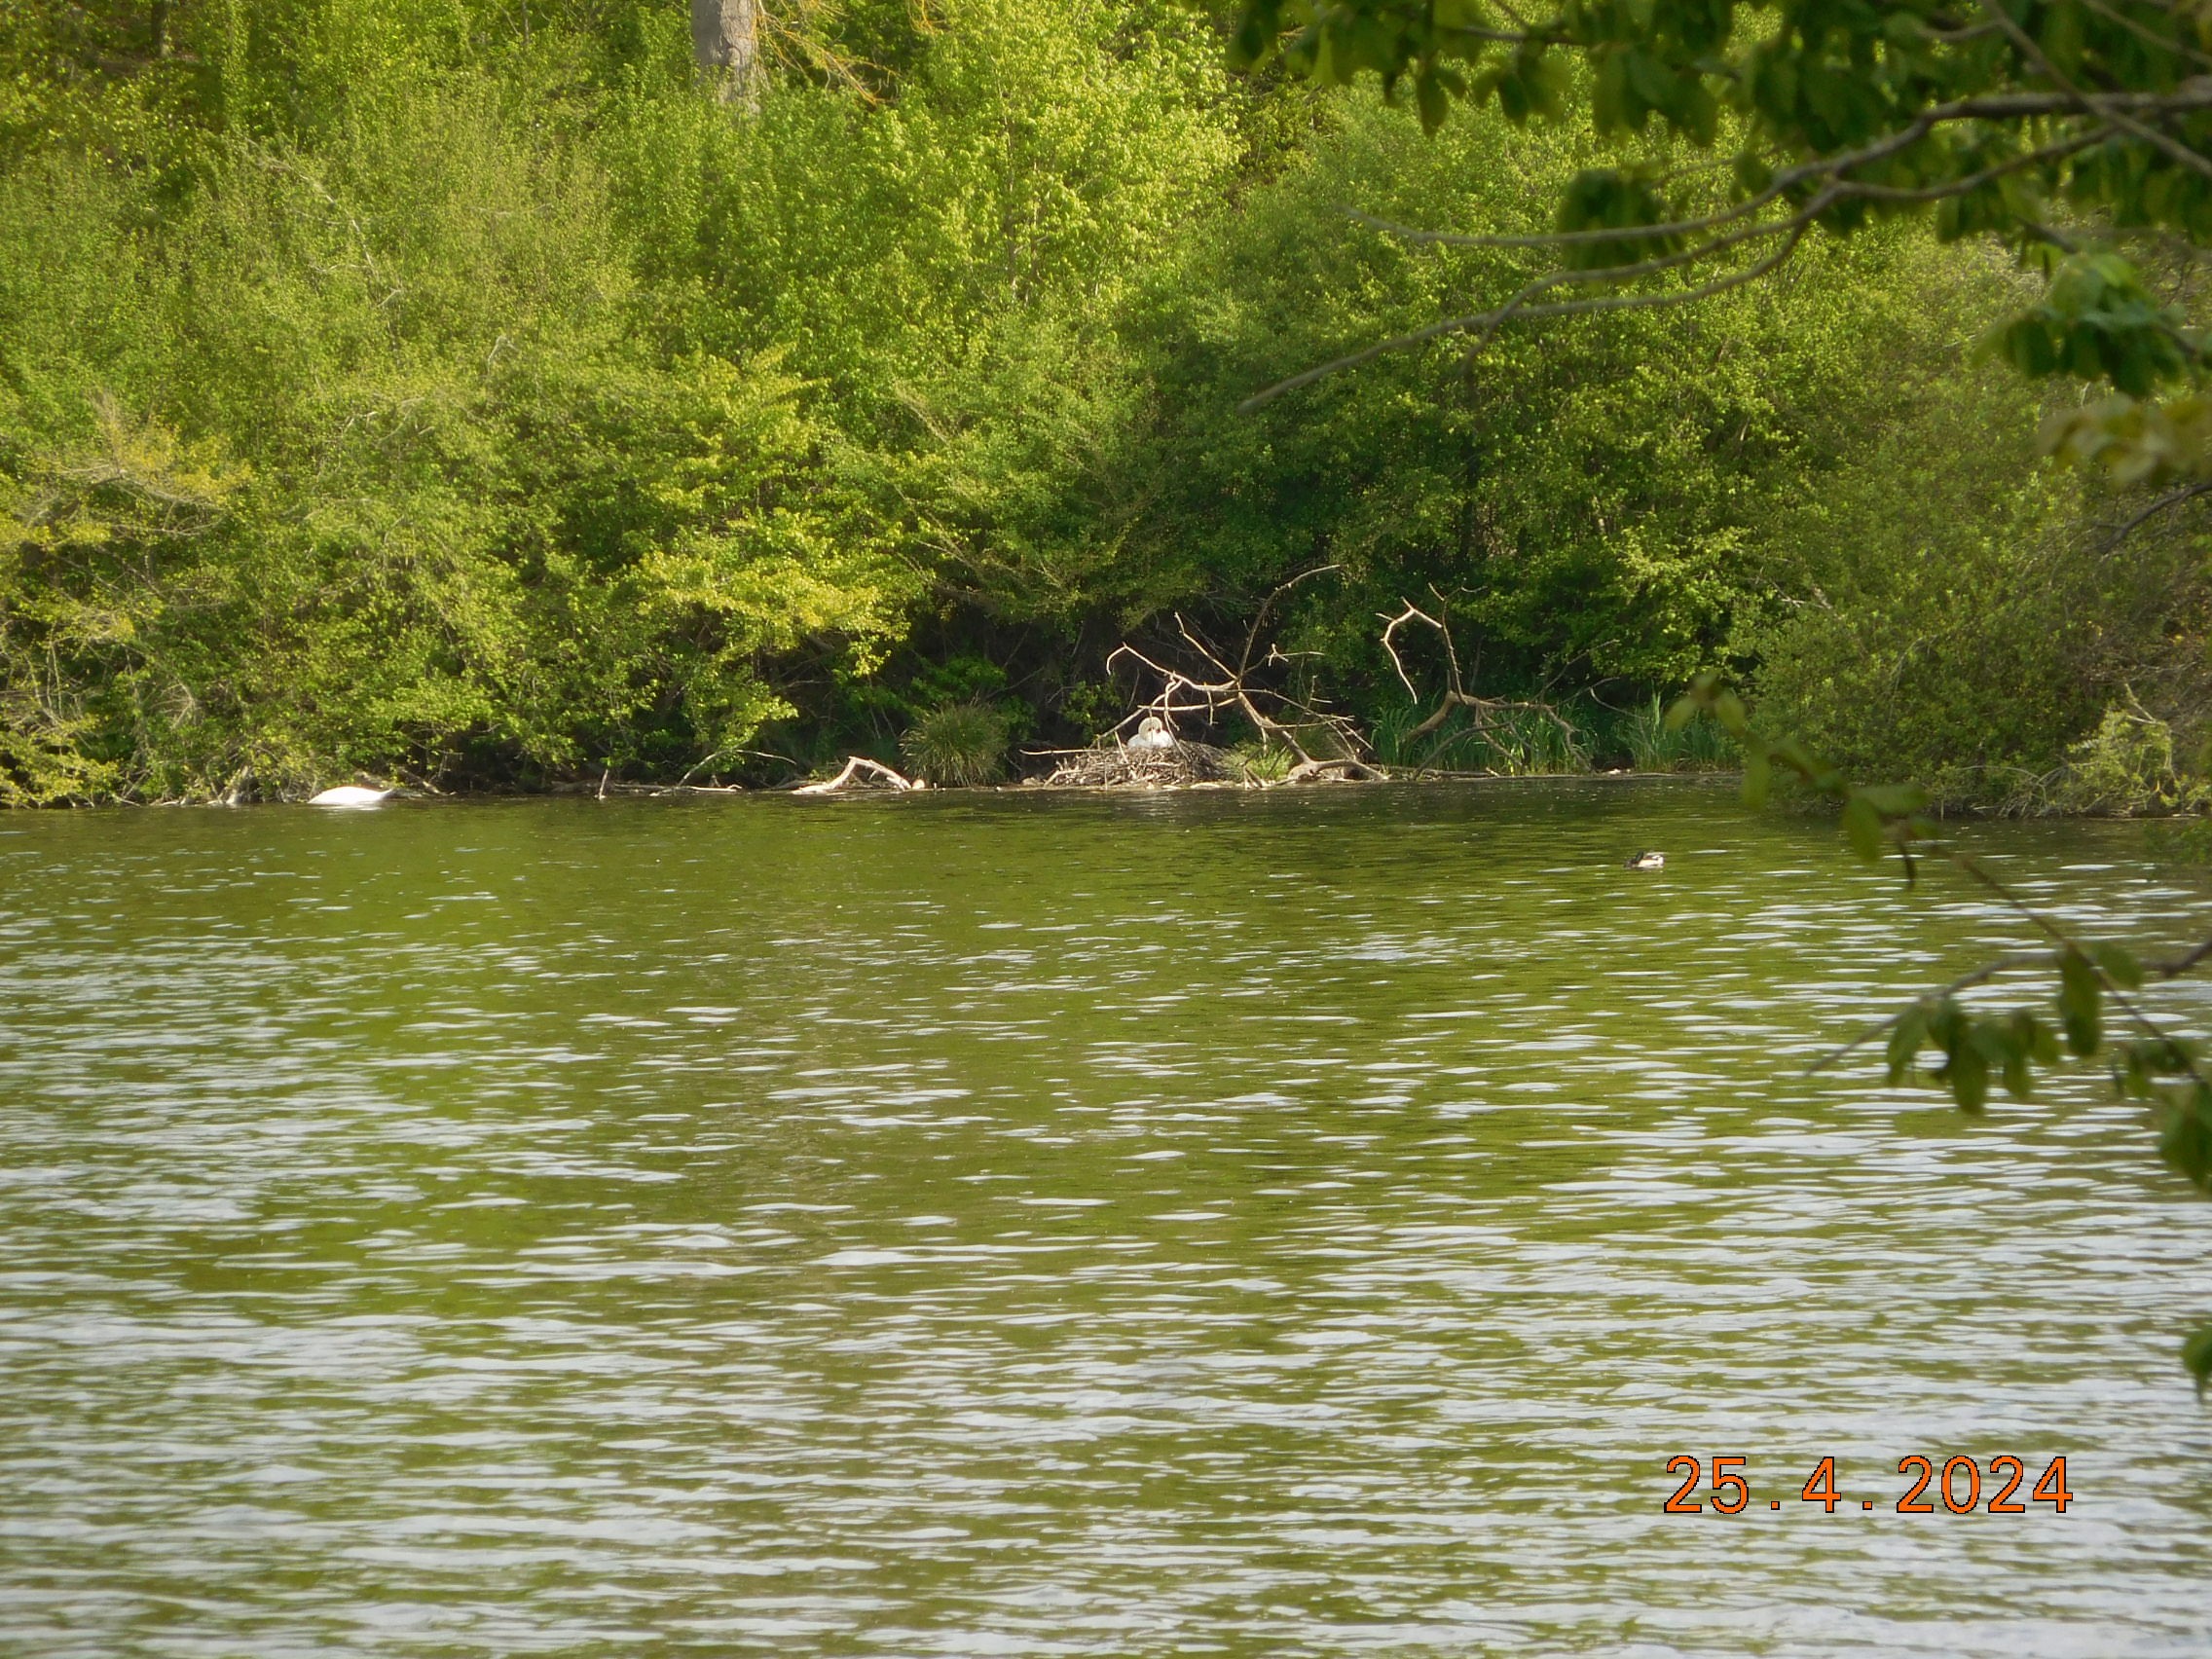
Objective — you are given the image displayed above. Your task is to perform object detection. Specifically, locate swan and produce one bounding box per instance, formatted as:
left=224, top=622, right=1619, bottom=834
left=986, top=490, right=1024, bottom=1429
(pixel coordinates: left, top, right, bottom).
left=1127, top=716, right=1175, bottom=751
left=309, top=785, right=393, bottom=808
left=1624, top=850, right=1665, bottom=870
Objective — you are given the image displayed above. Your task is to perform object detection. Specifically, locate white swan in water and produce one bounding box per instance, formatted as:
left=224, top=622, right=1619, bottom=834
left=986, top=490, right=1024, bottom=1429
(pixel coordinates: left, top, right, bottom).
left=1127, top=716, right=1174, bottom=751
left=309, top=785, right=392, bottom=808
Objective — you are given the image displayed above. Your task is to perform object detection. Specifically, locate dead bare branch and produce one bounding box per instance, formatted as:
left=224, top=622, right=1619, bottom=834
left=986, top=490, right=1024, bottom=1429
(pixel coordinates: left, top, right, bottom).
left=1104, top=612, right=1374, bottom=770
left=1379, top=600, right=1584, bottom=766
left=793, top=756, right=917, bottom=795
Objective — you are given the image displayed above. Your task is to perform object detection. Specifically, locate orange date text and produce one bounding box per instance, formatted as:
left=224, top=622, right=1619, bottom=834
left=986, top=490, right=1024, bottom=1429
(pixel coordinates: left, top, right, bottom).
left=1662, top=1454, right=2074, bottom=1515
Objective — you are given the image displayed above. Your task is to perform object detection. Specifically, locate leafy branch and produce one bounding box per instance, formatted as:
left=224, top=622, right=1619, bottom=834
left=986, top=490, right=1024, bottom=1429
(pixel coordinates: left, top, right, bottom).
left=1232, top=0, right=2212, bottom=474
left=1672, top=670, right=2212, bottom=1391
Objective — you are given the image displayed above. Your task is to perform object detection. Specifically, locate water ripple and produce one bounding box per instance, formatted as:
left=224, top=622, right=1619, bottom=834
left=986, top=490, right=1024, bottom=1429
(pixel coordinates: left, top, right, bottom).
left=1, top=785, right=2209, bottom=1655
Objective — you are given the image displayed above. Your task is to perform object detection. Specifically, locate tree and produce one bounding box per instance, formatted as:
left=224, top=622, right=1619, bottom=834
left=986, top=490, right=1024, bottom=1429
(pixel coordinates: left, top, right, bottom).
left=1227, top=0, right=2212, bottom=497
left=692, top=0, right=761, bottom=105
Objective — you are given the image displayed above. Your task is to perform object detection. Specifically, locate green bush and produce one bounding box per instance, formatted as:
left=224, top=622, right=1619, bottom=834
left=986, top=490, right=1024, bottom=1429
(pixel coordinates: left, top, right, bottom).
left=901, top=702, right=1013, bottom=787
left=2147, top=815, right=2212, bottom=863
left=0, top=0, right=2175, bottom=801
left=2043, top=706, right=2208, bottom=816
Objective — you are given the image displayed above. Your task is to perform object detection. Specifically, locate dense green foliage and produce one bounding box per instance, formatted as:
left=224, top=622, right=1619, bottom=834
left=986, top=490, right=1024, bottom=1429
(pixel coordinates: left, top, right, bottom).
left=1220, top=0, right=2212, bottom=805
left=0, top=0, right=2199, bottom=800
left=1228, top=0, right=2212, bottom=477
left=1743, top=360, right=2212, bottom=809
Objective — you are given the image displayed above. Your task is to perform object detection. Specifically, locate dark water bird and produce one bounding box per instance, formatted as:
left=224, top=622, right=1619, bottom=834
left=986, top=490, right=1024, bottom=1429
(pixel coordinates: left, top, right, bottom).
left=1624, top=850, right=1666, bottom=870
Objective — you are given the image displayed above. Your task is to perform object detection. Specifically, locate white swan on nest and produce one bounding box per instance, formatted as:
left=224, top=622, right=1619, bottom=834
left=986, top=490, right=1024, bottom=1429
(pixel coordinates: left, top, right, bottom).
left=309, top=785, right=393, bottom=808
left=1127, top=716, right=1175, bottom=751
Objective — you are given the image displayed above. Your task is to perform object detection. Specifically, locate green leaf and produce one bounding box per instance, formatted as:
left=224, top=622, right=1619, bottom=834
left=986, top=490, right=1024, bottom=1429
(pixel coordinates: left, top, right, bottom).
left=2115, top=1052, right=2150, bottom=1106
left=2117, top=1045, right=2151, bottom=1098
left=2157, top=1087, right=2212, bottom=1190
left=1841, top=793, right=1883, bottom=861
left=2058, top=947, right=2103, bottom=1055
left=1944, top=1033, right=1989, bottom=1114
left=1554, top=166, right=1680, bottom=266
left=1885, top=1003, right=1930, bottom=1084
left=2185, top=1321, right=2212, bottom=1399
left=1741, top=747, right=1771, bottom=808
left=1930, top=999, right=1964, bottom=1048
left=1996, top=1011, right=2039, bottom=1099
left=2090, top=942, right=2145, bottom=990
left=1415, top=68, right=1449, bottom=133
left=1854, top=783, right=1929, bottom=817
left=1624, top=49, right=1670, bottom=109
left=1662, top=693, right=1697, bottom=732
left=1768, top=736, right=1822, bottom=782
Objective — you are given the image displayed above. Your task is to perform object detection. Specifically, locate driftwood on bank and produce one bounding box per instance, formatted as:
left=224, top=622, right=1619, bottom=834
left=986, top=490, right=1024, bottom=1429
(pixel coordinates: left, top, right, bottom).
left=793, top=756, right=919, bottom=795
left=1282, top=756, right=1384, bottom=784
left=1029, top=741, right=1386, bottom=790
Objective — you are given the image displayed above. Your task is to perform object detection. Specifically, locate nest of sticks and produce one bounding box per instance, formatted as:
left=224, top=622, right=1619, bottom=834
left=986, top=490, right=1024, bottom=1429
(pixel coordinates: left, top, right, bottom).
left=1035, top=740, right=1240, bottom=788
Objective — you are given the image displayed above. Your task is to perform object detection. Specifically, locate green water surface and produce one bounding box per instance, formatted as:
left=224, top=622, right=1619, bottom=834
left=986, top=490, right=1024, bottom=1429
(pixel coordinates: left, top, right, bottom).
left=1, top=780, right=2208, bottom=1655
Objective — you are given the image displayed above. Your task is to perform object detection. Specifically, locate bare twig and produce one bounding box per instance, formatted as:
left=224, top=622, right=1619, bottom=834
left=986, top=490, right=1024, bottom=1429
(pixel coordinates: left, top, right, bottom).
left=1243, top=69, right=2212, bottom=410
left=1245, top=214, right=1819, bottom=408
left=1240, top=564, right=1343, bottom=677
left=1950, top=847, right=2212, bottom=1083
left=2109, top=479, right=2212, bottom=546
left=1104, top=608, right=1375, bottom=770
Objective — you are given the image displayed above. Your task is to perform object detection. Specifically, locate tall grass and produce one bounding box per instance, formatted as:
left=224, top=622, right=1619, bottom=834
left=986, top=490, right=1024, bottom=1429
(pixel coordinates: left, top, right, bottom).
left=1612, top=695, right=1736, bottom=772
left=1371, top=702, right=1593, bottom=775
left=1227, top=740, right=1294, bottom=782
left=1369, top=694, right=1741, bottom=776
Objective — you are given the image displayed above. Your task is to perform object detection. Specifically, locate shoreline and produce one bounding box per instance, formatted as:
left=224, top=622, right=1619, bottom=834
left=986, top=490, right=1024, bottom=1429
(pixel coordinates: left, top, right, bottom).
left=12, top=769, right=2200, bottom=823
left=19, top=767, right=1744, bottom=809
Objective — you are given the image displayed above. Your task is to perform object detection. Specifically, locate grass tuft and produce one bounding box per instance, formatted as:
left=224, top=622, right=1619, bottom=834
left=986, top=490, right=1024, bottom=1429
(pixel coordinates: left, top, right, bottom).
left=901, top=703, right=1013, bottom=787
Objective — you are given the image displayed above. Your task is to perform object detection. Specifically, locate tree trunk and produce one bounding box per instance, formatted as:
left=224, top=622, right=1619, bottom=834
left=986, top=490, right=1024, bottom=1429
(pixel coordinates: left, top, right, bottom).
left=690, top=0, right=760, bottom=107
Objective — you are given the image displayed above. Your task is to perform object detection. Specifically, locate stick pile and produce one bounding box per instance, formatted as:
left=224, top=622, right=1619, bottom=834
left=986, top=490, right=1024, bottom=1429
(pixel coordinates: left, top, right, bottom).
left=1035, top=741, right=1238, bottom=788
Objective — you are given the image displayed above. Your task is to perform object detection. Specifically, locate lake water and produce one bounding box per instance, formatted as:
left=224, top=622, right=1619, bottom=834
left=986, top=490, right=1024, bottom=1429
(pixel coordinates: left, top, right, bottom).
left=2, top=780, right=2209, bottom=1656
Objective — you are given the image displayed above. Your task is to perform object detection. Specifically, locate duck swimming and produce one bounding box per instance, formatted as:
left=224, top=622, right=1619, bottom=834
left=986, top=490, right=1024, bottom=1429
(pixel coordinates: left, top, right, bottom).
left=1624, top=850, right=1665, bottom=870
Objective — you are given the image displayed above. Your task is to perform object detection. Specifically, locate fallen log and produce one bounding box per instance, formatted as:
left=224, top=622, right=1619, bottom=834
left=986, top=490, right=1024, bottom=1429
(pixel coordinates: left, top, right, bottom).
left=1284, top=756, right=1387, bottom=784
left=793, top=756, right=920, bottom=795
